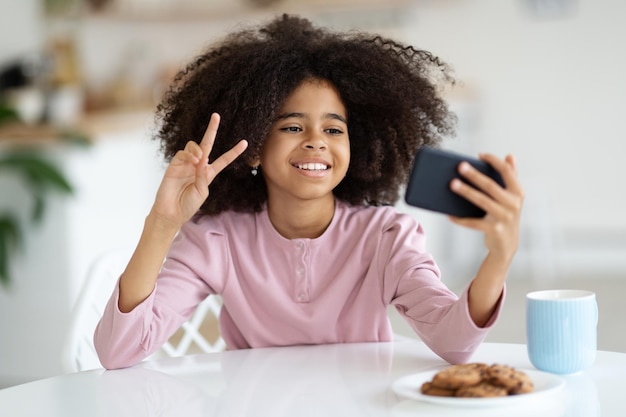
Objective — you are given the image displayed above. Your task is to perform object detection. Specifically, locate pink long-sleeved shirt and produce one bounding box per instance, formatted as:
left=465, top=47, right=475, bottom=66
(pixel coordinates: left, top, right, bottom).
left=94, top=200, right=503, bottom=369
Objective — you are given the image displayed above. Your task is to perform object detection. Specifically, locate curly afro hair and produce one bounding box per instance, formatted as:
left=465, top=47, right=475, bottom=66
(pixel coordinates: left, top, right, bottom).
left=155, top=14, right=457, bottom=215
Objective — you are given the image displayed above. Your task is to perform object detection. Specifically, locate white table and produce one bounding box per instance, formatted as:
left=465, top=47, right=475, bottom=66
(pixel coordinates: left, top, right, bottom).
left=0, top=341, right=623, bottom=416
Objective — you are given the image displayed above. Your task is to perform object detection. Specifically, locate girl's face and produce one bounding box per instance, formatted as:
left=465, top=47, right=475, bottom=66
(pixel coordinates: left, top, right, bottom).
left=260, top=79, right=350, bottom=205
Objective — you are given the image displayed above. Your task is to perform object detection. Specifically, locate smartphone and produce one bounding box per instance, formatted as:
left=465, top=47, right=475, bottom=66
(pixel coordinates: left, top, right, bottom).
left=404, top=147, right=505, bottom=218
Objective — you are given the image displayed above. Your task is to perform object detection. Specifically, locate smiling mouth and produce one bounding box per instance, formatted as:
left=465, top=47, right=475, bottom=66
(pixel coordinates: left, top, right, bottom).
left=294, top=163, right=330, bottom=171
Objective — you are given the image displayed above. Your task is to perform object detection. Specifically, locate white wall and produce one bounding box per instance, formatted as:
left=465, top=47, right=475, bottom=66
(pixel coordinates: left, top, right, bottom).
left=0, top=0, right=42, bottom=63
left=393, top=0, right=626, bottom=279
left=402, top=1, right=625, bottom=230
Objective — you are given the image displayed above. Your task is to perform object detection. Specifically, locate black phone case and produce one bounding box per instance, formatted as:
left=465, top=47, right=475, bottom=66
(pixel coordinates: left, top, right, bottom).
left=404, top=147, right=504, bottom=218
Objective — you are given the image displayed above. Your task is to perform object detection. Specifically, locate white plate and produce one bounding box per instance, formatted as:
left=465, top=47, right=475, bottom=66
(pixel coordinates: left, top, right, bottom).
left=392, top=368, right=565, bottom=408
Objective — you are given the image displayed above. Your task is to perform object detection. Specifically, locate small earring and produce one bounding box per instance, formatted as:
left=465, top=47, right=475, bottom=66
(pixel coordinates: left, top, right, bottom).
left=251, top=166, right=258, bottom=176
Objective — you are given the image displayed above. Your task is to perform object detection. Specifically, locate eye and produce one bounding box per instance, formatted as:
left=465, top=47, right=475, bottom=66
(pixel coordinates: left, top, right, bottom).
left=280, top=126, right=302, bottom=133
left=325, top=128, right=344, bottom=135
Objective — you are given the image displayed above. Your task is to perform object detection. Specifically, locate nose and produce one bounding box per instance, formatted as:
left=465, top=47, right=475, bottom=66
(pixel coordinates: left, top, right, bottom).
left=303, top=132, right=327, bottom=151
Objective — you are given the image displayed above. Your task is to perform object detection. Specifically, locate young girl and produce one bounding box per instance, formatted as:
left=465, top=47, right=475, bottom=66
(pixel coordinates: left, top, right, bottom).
left=94, top=15, right=523, bottom=370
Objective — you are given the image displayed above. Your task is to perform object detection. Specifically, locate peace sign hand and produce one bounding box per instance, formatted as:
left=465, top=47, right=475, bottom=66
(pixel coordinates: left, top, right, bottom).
left=151, top=113, right=248, bottom=230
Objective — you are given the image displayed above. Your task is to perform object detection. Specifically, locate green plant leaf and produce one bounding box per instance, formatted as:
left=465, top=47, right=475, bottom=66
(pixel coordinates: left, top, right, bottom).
left=0, top=153, right=74, bottom=194
left=0, top=104, right=19, bottom=126
left=32, top=194, right=46, bottom=224
left=0, top=215, right=23, bottom=288
left=0, top=151, right=75, bottom=287
left=0, top=232, right=8, bottom=287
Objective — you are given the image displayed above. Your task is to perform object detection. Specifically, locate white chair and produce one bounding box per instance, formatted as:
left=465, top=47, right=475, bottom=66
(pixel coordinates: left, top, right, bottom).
left=62, top=249, right=225, bottom=373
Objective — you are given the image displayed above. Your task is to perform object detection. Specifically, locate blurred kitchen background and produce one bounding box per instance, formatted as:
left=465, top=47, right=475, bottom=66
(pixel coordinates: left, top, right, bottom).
left=1, top=0, right=624, bottom=388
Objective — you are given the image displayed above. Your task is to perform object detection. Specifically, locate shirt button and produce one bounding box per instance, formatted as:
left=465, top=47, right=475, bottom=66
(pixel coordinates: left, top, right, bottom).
left=297, top=292, right=306, bottom=302
left=296, top=266, right=304, bottom=277
left=296, top=242, right=305, bottom=250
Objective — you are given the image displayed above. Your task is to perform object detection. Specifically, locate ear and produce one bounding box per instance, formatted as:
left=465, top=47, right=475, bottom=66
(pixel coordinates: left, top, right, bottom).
left=248, top=157, right=261, bottom=168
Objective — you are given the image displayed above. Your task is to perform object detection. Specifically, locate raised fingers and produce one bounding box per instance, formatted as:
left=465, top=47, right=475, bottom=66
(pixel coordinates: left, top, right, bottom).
left=182, top=140, right=203, bottom=162
left=206, top=140, right=249, bottom=180
left=199, top=113, right=221, bottom=161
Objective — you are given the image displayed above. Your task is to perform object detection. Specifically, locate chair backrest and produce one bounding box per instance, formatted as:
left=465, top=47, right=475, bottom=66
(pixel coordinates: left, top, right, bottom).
left=62, top=249, right=225, bottom=373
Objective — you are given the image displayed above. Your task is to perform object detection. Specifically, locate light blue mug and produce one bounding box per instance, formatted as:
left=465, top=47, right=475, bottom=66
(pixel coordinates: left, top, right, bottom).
left=526, top=289, right=598, bottom=375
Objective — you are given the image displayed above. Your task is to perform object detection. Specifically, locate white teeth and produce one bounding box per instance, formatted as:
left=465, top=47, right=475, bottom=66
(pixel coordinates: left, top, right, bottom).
left=296, top=163, right=328, bottom=171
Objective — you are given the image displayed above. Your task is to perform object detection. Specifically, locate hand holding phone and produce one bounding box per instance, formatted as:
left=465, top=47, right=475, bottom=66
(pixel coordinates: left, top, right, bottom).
left=404, top=147, right=505, bottom=218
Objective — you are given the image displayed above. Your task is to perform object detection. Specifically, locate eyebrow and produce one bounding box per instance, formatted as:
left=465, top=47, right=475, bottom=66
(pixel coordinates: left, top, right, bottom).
left=276, top=112, right=348, bottom=124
